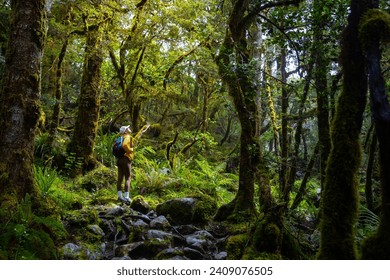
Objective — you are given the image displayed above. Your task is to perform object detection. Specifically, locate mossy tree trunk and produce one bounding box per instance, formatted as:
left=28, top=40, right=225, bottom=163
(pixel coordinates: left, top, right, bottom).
left=360, top=7, right=390, bottom=259
left=215, top=0, right=263, bottom=219
left=279, top=47, right=289, bottom=197
left=318, top=0, right=369, bottom=259
left=48, top=37, right=68, bottom=149
left=0, top=0, right=47, bottom=206
left=313, top=0, right=331, bottom=189
left=365, top=128, right=376, bottom=211
left=68, top=26, right=103, bottom=174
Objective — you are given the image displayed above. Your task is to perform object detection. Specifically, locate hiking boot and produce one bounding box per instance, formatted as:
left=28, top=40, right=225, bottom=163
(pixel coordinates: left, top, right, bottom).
left=123, top=197, right=131, bottom=204
left=118, top=196, right=131, bottom=204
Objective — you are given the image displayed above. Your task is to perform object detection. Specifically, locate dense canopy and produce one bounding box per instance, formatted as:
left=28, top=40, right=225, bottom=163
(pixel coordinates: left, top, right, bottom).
left=0, top=0, right=389, bottom=260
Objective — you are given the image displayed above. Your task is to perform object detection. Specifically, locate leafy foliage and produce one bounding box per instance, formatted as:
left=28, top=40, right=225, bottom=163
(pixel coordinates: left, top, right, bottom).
left=0, top=194, right=67, bottom=259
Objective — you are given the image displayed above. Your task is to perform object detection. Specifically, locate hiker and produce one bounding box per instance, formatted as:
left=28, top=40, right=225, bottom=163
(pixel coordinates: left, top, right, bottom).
left=116, top=124, right=150, bottom=203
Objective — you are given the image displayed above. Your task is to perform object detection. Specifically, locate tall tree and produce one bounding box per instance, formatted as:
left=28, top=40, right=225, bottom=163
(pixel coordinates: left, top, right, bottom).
left=318, top=0, right=369, bottom=259
left=313, top=0, right=331, bottom=188
left=0, top=0, right=47, bottom=205
left=215, top=0, right=301, bottom=219
left=215, top=0, right=263, bottom=219
left=360, top=5, right=390, bottom=259
left=67, top=9, right=107, bottom=174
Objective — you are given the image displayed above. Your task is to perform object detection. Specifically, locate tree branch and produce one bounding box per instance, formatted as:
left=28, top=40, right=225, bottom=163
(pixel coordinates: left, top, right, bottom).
left=242, top=0, right=302, bottom=27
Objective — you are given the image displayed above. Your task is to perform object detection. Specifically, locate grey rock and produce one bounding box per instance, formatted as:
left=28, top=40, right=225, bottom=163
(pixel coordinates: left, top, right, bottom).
left=88, top=224, right=105, bottom=236
left=150, top=215, right=171, bottom=230
left=214, top=251, right=227, bottom=260
left=62, top=243, right=82, bottom=259
left=130, top=196, right=151, bottom=214
left=107, top=206, right=125, bottom=216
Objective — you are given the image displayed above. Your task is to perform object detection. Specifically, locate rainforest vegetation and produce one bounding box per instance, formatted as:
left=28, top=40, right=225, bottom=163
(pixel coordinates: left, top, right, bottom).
left=0, top=0, right=389, bottom=260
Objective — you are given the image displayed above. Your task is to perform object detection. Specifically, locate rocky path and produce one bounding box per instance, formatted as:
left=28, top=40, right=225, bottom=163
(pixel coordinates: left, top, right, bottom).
left=61, top=197, right=229, bottom=260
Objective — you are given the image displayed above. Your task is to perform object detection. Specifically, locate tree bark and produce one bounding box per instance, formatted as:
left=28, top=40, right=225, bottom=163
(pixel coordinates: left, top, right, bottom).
left=215, top=0, right=261, bottom=218
left=279, top=47, right=289, bottom=196
left=313, top=0, right=331, bottom=189
left=285, top=55, right=314, bottom=206
left=365, top=128, right=377, bottom=211
left=360, top=7, right=390, bottom=259
left=0, top=0, right=47, bottom=205
left=290, top=142, right=319, bottom=210
left=68, top=26, right=103, bottom=174
left=318, top=0, right=369, bottom=259
left=48, top=37, right=69, bottom=149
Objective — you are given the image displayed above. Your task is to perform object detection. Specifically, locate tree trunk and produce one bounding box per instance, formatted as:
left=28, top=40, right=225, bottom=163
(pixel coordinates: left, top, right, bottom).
left=0, top=0, right=47, bottom=206
left=279, top=47, right=289, bottom=196
left=200, top=74, right=210, bottom=133
left=365, top=128, right=377, bottom=211
left=68, top=26, right=102, bottom=174
left=214, top=1, right=261, bottom=219
left=291, top=142, right=319, bottom=210
left=360, top=7, right=390, bottom=259
left=48, top=37, right=68, bottom=149
left=318, top=0, right=369, bottom=259
left=285, top=56, right=314, bottom=206
left=313, top=0, right=331, bottom=189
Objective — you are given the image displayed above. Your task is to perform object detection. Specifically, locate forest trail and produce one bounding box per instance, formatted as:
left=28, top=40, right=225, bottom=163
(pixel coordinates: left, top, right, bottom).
left=62, top=196, right=229, bottom=260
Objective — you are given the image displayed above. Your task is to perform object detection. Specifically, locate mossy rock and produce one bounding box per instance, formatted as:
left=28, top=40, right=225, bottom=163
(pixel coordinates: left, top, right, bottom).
left=214, top=199, right=256, bottom=223
left=79, top=165, right=116, bottom=192
left=156, top=195, right=217, bottom=225
left=144, top=238, right=172, bottom=257
left=226, top=234, right=249, bottom=260
left=131, top=196, right=151, bottom=214
left=63, top=208, right=100, bottom=228
left=192, top=194, right=218, bottom=224
left=155, top=248, right=185, bottom=260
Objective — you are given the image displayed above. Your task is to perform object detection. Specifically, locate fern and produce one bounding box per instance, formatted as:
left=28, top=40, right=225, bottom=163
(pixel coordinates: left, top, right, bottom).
left=94, top=132, right=117, bottom=167
left=0, top=194, right=67, bottom=259
left=356, top=205, right=380, bottom=243
left=358, top=205, right=379, bottom=228
left=34, top=165, right=60, bottom=196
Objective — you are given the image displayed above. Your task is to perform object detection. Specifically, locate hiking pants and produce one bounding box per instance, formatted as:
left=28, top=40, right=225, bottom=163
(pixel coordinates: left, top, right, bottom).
left=117, top=156, right=132, bottom=192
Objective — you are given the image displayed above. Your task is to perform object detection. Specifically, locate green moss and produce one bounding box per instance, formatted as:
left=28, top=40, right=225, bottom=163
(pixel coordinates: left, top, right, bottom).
left=226, top=234, right=249, bottom=260
left=127, top=225, right=145, bottom=243
left=79, top=165, right=116, bottom=192
left=214, top=200, right=235, bottom=221
left=359, top=9, right=390, bottom=48
left=252, top=221, right=282, bottom=254
left=156, top=195, right=217, bottom=225
left=214, top=198, right=256, bottom=223
left=0, top=194, right=66, bottom=259
left=145, top=238, right=171, bottom=257
left=63, top=208, right=100, bottom=228
left=242, top=246, right=281, bottom=260
left=130, top=195, right=151, bottom=214
left=191, top=194, right=217, bottom=224
left=361, top=228, right=390, bottom=259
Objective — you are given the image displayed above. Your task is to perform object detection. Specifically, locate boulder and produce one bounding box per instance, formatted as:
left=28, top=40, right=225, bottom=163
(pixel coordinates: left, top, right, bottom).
left=155, top=248, right=186, bottom=260
left=62, top=243, right=82, bottom=259
left=150, top=215, right=171, bottom=230
left=87, top=224, right=105, bottom=237
left=131, top=196, right=151, bottom=214
left=80, top=166, right=116, bottom=192
left=156, top=196, right=217, bottom=225
left=115, top=241, right=145, bottom=258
